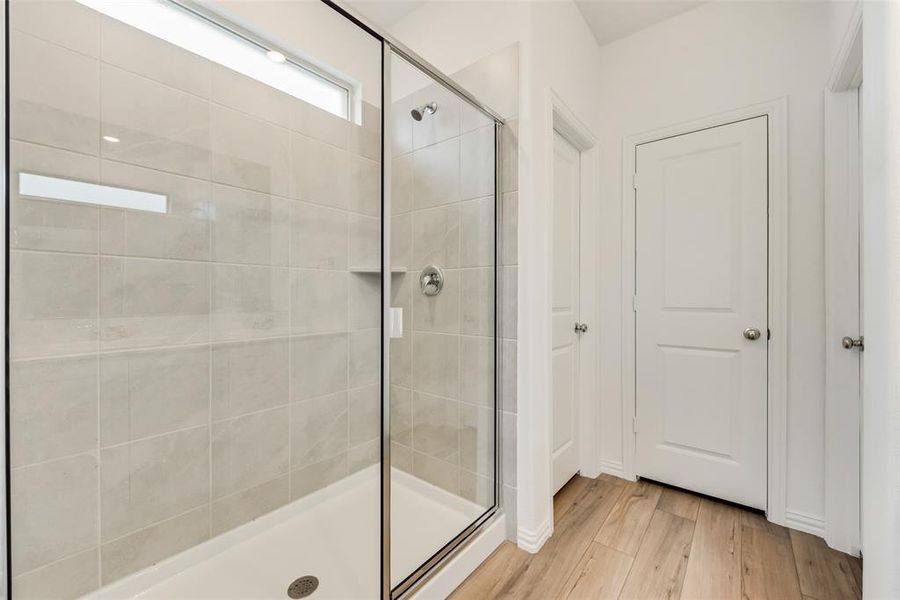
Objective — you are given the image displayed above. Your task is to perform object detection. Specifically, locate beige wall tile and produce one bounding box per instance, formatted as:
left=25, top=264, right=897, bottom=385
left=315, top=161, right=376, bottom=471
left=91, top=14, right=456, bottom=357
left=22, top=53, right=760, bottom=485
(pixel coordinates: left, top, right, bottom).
left=349, top=273, right=380, bottom=330
left=502, top=411, right=517, bottom=488
left=291, top=333, right=348, bottom=400
left=459, top=335, right=494, bottom=408
left=411, top=85, right=461, bottom=150
left=100, top=506, right=209, bottom=585
left=460, top=403, right=494, bottom=476
left=349, top=329, right=380, bottom=388
left=99, top=257, right=209, bottom=350
left=291, top=99, right=349, bottom=149
left=211, top=64, right=291, bottom=128
left=412, top=205, right=460, bottom=269
left=291, top=392, right=348, bottom=468
left=391, top=154, right=413, bottom=215
left=10, top=31, right=99, bottom=154
left=391, top=442, right=413, bottom=473
left=100, top=347, right=209, bottom=447
left=212, top=339, right=289, bottom=420
left=391, top=213, right=412, bottom=269
left=100, top=427, right=209, bottom=541
left=100, top=161, right=211, bottom=261
left=501, top=266, right=518, bottom=339
left=413, top=268, right=460, bottom=334
left=349, top=384, right=380, bottom=447
left=460, top=126, right=495, bottom=201
left=349, top=214, right=380, bottom=270
left=413, top=392, right=460, bottom=463
left=413, top=138, right=460, bottom=209
left=101, top=65, right=210, bottom=178
left=390, top=386, right=413, bottom=447
left=391, top=101, right=413, bottom=157
left=211, top=476, right=290, bottom=536
left=412, top=332, right=459, bottom=399
left=349, top=102, right=380, bottom=161
left=10, top=251, right=97, bottom=359
left=210, top=184, right=290, bottom=266
left=212, top=407, right=290, bottom=499
left=211, top=105, right=291, bottom=196
left=501, top=119, right=519, bottom=193
left=211, top=264, right=290, bottom=341
left=10, top=141, right=100, bottom=254
left=412, top=451, right=458, bottom=495
left=350, top=156, right=380, bottom=217
left=12, top=548, right=99, bottom=600
left=460, top=196, right=495, bottom=268
left=291, top=453, right=347, bottom=500
left=11, top=356, right=98, bottom=468
left=291, top=133, right=349, bottom=209
left=11, top=454, right=98, bottom=575
left=348, top=439, right=379, bottom=474
left=101, top=17, right=210, bottom=98
left=501, top=339, right=517, bottom=413
left=460, top=268, right=494, bottom=337
left=291, top=270, right=348, bottom=334
left=390, top=335, right=412, bottom=388
left=460, top=470, right=494, bottom=509
left=290, top=202, right=348, bottom=270
left=10, top=0, right=100, bottom=56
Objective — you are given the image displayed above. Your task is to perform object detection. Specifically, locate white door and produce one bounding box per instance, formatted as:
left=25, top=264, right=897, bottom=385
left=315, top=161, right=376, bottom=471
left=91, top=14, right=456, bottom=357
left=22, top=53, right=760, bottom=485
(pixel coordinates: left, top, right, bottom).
left=552, top=130, right=582, bottom=494
left=635, top=117, right=768, bottom=509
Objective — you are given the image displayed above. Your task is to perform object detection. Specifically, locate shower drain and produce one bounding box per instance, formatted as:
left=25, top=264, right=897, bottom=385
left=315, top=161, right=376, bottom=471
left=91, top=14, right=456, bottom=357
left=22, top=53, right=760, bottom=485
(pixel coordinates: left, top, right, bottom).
left=287, top=575, right=319, bottom=599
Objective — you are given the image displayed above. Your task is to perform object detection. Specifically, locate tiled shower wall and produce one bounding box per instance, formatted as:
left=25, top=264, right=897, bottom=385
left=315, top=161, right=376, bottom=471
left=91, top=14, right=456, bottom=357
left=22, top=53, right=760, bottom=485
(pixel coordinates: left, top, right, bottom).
left=389, top=45, right=519, bottom=539
left=7, top=2, right=382, bottom=596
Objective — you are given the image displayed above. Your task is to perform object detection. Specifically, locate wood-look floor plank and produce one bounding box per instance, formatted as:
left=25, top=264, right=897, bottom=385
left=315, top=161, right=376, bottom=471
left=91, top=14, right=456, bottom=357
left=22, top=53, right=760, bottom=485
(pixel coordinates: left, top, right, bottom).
left=619, top=509, right=695, bottom=600
left=594, top=480, right=663, bottom=556
left=451, top=542, right=532, bottom=599
left=741, top=525, right=803, bottom=600
left=503, top=475, right=626, bottom=600
left=554, top=475, right=592, bottom=523
left=680, top=499, right=742, bottom=599
left=657, top=487, right=701, bottom=521
left=741, top=510, right=790, bottom=539
left=556, top=542, right=632, bottom=600
left=789, top=529, right=863, bottom=600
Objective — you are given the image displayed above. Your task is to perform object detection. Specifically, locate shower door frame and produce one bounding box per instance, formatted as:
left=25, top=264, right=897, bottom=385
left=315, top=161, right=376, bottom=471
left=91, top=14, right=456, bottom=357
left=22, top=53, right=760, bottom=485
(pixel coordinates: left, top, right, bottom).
left=0, top=0, right=505, bottom=596
left=324, top=2, right=506, bottom=596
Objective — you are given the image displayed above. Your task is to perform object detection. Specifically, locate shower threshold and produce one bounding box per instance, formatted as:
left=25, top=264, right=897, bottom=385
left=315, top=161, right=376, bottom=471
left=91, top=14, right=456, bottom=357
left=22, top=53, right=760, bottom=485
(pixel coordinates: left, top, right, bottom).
left=87, top=466, right=487, bottom=599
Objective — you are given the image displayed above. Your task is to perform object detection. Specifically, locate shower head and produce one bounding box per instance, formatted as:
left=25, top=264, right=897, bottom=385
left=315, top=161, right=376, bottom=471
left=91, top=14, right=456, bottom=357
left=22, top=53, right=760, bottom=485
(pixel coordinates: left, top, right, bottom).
left=411, top=102, right=437, bottom=121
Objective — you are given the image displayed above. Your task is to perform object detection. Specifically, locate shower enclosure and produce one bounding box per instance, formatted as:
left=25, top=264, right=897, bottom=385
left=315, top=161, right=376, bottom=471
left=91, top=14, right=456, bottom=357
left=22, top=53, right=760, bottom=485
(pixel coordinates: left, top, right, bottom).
left=3, top=0, right=502, bottom=598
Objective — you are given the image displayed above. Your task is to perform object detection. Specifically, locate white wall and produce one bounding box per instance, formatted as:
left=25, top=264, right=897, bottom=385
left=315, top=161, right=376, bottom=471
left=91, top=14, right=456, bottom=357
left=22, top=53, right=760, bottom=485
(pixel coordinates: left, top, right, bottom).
left=861, top=1, right=900, bottom=595
left=390, top=0, right=856, bottom=548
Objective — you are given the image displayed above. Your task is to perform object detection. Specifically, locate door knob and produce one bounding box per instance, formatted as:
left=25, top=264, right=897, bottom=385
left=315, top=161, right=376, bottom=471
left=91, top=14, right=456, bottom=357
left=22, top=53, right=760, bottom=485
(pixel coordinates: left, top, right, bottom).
left=575, top=322, right=588, bottom=333
left=841, top=336, right=864, bottom=351
left=743, top=327, right=761, bottom=341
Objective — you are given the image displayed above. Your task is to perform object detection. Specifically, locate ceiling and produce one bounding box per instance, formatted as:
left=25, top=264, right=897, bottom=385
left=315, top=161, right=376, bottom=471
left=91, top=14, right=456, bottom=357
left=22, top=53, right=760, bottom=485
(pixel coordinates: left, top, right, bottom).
left=347, top=0, right=706, bottom=47
left=573, top=0, right=706, bottom=46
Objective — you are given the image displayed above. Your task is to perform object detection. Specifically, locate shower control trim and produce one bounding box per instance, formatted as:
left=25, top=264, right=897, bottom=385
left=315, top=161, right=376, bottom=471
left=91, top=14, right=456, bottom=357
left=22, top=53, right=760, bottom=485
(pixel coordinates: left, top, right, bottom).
left=419, top=265, right=444, bottom=296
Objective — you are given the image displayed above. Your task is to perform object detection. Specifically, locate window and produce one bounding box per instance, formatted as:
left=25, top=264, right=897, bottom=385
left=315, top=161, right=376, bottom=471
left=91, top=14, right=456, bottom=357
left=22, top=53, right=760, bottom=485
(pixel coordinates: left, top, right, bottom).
left=76, top=0, right=352, bottom=119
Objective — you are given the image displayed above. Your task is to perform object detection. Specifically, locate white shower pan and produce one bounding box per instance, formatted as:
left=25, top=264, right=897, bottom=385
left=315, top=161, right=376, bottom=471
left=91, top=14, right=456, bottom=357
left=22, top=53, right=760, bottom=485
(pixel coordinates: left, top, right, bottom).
left=87, top=466, right=500, bottom=599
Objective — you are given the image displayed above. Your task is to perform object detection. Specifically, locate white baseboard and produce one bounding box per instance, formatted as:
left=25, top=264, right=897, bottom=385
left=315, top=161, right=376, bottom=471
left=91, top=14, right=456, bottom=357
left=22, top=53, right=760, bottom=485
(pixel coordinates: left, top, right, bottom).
left=412, top=514, right=506, bottom=600
left=517, top=517, right=552, bottom=553
left=598, top=459, right=626, bottom=480
left=785, top=510, right=826, bottom=538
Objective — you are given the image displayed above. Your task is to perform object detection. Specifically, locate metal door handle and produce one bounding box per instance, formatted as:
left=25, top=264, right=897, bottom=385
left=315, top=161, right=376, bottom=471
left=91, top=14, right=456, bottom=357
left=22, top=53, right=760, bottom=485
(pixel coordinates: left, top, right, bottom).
left=575, top=322, right=588, bottom=333
left=743, top=327, right=761, bottom=341
left=841, top=336, right=864, bottom=351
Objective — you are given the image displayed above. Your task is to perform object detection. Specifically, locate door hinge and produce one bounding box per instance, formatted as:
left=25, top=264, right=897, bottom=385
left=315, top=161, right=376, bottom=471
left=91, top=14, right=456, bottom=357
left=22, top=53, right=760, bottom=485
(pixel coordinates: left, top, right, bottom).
left=632, top=416, right=637, bottom=434
left=767, top=328, right=771, bottom=341
left=632, top=172, right=639, bottom=190
left=632, top=295, right=638, bottom=312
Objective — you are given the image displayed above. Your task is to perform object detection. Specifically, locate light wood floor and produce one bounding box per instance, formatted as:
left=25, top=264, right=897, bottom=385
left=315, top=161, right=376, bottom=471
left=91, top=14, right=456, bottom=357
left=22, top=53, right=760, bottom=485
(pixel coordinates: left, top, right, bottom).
left=451, top=475, right=862, bottom=600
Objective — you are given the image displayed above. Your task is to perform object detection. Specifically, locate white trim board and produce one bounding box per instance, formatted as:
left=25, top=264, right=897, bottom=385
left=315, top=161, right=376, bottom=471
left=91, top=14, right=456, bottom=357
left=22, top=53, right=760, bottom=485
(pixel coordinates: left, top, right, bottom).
left=620, top=98, right=790, bottom=527
left=822, top=2, right=863, bottom=557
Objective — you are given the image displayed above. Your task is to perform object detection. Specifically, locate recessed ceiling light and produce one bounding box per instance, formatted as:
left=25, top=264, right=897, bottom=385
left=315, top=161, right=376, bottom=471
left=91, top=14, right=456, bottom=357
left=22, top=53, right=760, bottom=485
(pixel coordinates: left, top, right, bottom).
left=266, top=49, right=286, bottom=63
left=103, top=135, right=120, bottom=143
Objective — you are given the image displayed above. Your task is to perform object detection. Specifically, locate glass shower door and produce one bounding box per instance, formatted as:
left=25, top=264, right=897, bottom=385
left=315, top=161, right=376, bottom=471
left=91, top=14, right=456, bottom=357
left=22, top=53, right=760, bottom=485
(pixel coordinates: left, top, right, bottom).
left=387, top=49, right=499, bottom=596
left=6, top=1, right=384, bottom=597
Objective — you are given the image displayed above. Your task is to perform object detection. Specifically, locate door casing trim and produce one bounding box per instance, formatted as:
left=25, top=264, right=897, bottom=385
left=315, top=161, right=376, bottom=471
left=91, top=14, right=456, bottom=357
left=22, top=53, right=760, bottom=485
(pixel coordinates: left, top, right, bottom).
left=620, top=97, right=789, bottom=527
